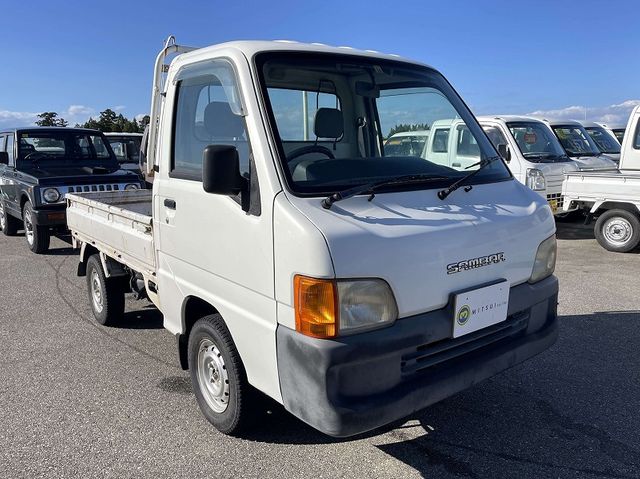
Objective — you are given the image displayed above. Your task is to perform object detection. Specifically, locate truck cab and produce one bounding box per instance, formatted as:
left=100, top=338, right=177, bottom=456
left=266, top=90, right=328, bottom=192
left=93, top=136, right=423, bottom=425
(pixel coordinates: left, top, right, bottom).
left=0, top=127, right=143, bottom=253
left=545, top=119, right=618, bottom=170
left=582, top=121, right=621, bottom=163
left=478, top=116, right=578, bottom=215
left=67, top=39, right=559, bottom=438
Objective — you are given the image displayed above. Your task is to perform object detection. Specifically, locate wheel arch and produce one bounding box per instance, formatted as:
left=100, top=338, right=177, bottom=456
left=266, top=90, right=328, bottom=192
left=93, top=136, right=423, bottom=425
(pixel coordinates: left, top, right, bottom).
left=177, top=296, right=221, bottom=370
left=77, top=243, right=100, bottom=277
left=592, top=201, right=640, bottom=216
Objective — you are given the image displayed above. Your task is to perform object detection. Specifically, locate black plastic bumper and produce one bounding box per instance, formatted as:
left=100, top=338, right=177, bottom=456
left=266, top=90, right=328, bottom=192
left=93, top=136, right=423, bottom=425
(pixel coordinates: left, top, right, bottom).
left=276, top=275, right=559, bottom=437
left=31, top=206, right=67, bottom=227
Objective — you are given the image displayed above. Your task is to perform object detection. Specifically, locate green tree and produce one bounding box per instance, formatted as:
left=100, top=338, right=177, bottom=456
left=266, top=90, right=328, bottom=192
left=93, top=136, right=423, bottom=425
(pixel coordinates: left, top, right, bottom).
left=35, top=112, right=68, bottom=127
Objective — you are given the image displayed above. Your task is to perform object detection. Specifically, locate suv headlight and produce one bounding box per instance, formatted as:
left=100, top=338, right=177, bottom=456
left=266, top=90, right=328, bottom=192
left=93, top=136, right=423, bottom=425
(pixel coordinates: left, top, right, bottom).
left=124, top=184, right=140, bottom=191
left=529, top=235, right=557, bottom=283
left=294, top=276, right=398, bottom=338
left=526, top=168, right=546, bottom=191
left=42, top=188, right=61, bottom=203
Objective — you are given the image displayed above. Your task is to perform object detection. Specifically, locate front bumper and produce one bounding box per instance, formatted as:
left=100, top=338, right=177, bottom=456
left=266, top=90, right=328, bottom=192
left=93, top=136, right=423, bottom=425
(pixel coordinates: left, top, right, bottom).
left=276, top=275, right=559, bottom=437
left=31, top=206, right=67, bottom=227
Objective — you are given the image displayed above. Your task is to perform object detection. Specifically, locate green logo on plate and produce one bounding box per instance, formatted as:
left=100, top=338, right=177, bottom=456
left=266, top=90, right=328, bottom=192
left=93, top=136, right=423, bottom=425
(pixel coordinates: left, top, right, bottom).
left=457, top=305, right=472, bottom=325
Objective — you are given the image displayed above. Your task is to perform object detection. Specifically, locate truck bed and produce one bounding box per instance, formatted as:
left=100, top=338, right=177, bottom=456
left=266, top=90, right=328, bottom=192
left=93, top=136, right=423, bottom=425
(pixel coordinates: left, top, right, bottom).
left=562, top=169, right=640, bottom=210
left=66, top=190, right=155, bottom=275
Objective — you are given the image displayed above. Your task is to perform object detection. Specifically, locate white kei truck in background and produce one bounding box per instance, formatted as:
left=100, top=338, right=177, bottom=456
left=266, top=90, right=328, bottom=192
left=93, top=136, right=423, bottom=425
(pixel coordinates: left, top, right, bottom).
left=477, top=116, right=579, bottom=215
left=66, top=37, right=559, bottom=437
left=563, top=105, right=640, bottom=252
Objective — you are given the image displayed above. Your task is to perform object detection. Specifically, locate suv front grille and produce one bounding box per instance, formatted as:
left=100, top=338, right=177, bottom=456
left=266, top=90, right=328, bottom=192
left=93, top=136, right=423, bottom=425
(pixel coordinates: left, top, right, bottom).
left=66, top=184, right=123, bottom=194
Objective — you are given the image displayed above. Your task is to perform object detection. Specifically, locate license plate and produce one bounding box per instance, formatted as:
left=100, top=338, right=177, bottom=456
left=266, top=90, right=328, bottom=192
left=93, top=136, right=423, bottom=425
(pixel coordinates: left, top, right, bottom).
left=452, top=281, right=509, bottom=338
left=548, top=199, right=558, bottom=214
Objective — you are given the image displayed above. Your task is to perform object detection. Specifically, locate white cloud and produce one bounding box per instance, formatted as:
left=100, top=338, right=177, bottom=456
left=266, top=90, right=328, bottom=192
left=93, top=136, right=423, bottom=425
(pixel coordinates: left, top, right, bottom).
left=527, top=99, right=640, bottom=126
left=66, top=104, right=94, bottom=116
left=135, top=113, right=148, bottom=123
left=113, top=105, right=126, bottom=112
left=0, top=110, right=38, bottom=126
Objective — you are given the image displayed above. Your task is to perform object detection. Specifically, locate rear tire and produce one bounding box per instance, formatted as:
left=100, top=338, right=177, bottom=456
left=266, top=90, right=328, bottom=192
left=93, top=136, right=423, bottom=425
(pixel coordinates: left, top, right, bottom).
left=188, top=314, right=255, bottom=435
left=22, top=201, right=50, bottom=254
left=86, top=255, right=125, bottom=326
left=594, top=209, right=640, bottom=253
left=0, top=200, right=19, bottom=236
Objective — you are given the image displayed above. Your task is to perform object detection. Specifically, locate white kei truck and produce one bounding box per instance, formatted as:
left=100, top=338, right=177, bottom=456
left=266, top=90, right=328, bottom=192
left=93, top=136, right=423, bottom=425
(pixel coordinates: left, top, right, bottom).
left=66, top=37, right=559, bottom=437
left=477, top=116, right=579, bottom=215
left=563, top=105, right=640, bottom=252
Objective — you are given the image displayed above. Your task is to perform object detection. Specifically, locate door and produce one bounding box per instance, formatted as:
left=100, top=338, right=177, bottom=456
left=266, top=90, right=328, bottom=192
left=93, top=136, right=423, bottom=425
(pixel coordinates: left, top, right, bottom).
left=153, top=57, right=279, bottom=400
left=1, top=134, right=19, bottom=215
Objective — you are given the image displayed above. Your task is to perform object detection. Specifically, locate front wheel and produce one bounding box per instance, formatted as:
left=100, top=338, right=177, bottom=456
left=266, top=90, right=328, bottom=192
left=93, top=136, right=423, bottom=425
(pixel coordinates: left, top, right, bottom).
left=594, top=209, right=640, bottom=253
left=188, top=314, right=255, bottom=435
left=22, top=201, right=50, bottom=253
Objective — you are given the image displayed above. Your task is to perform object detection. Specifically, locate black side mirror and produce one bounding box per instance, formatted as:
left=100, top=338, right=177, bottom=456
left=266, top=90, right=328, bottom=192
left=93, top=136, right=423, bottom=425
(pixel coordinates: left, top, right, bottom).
left=202, top=145, right=248, bottom=196
left=0, top=151, right=8, bottom=165
left=497, top=143, right=511, bottom=163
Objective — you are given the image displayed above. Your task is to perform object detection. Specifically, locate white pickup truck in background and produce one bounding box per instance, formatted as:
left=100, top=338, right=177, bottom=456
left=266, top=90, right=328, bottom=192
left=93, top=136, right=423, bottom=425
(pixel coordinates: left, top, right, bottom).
left=478, top=116, right=579, bottom=215
left=66, top=37, right=559, bottom=437
left=545, top=119, right=618, bottom=170
left=582, top=121, right=621, bottom=163
left=563, top=105, right=640, bottom=252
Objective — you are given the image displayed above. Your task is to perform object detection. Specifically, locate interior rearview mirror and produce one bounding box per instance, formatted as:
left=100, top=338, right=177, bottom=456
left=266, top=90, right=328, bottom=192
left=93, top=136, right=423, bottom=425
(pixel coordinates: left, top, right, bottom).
left=202, top=145, right=248, bottom=196
left=497, top=143, right=511, bottom=163
left=0, top=151, right=8, bottom=165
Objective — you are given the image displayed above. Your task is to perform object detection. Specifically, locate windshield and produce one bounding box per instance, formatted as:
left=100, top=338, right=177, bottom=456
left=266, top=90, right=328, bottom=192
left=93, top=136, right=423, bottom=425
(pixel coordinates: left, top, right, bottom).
left=585, top=127, right=620, bottom=154
left=106, top=136, right=142, bottom=163
left=383, top=133, right=429, bottom=157
left=612, top=129, right=626, bottom=143
left=507, top=122, right=568, bottom=162
left=551, top=125, right=601, bottom=157
left=256, top=53, right=510, bottom=195
left=17, top=130, right=116, bottom=166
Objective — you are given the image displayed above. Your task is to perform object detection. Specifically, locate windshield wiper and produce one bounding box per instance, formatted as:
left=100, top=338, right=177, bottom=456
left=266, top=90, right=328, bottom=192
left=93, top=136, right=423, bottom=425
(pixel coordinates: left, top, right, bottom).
left=321, top=174, right=449, bottom=210
left=437, top=156, right=501, bottom=200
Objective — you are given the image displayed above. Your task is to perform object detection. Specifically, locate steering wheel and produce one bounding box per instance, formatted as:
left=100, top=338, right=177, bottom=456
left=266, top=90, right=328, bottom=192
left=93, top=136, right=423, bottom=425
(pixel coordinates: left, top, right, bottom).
left=24, top=151, right=51, bottom=161
left=286, top=145, right=335, bottom=162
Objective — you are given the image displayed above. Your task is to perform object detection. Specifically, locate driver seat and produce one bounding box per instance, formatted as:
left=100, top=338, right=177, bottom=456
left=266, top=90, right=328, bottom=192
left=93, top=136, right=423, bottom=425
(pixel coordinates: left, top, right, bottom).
left=291, top=107, right=343, bottom=181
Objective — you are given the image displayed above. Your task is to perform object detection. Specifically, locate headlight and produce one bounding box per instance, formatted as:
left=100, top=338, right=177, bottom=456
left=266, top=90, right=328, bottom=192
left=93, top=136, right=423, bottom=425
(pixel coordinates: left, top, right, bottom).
left=526, top=168, right=546, bottom=191
left=124, top=184, right=140, bottom=191
left=529, top=235, right=557, bottom=283
left=42, top=188, right=61, bottom=203
left=294, top=276, right=398, bottom=338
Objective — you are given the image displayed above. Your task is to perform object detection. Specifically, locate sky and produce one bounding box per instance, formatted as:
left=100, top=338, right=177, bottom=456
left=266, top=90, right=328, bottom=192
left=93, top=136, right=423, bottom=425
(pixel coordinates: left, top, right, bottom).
left=1, top=0, right=638, bottom=129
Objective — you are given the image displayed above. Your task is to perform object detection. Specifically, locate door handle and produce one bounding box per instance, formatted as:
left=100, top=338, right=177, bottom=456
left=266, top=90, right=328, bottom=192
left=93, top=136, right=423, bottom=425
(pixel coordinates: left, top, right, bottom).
left=164, top=198, right=176, bottom=209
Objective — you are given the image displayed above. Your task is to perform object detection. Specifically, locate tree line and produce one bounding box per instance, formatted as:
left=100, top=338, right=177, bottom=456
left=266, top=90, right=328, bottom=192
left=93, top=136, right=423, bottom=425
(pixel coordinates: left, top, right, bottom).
left=35, top=110, right=150, bottom=133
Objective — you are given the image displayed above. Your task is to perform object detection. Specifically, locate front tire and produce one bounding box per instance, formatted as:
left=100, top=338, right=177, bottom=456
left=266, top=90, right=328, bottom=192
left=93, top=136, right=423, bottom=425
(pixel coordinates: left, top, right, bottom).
left=594, top=209, right=640, bottom=253
left=188, top=314, right=254, bottom=435
left=0, top=200, right=19, bottom=236
left=86, top=255, right=125, bottom=326
left=22, top=201, right=50, bottom=253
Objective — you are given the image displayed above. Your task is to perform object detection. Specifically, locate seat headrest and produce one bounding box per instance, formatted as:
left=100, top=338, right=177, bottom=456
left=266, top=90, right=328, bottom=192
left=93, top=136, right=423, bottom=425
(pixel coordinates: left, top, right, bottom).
left=314, top=108, right=343, bottom=139
left=204, top=101, right=245, bottom=138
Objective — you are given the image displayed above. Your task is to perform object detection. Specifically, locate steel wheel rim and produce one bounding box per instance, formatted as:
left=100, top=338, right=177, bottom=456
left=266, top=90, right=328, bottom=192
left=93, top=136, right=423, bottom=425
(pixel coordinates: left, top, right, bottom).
left=603, top=217, right=632, bottom=246
left=197, top=338, right=230, bottom=413
left=24, top=209, right=34, bottom=245
left=0, top=203, right=5, bottom=231
left=90, top=269, right=104, bottom=313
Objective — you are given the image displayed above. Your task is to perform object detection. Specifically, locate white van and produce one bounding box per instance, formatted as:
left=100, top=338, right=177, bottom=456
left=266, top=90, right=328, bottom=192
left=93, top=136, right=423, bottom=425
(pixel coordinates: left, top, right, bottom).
left=477, top=116, right=578, bottom=215
left=545, top=119, right=617, bottom=170
left=65, top=38, right=559, bottom=438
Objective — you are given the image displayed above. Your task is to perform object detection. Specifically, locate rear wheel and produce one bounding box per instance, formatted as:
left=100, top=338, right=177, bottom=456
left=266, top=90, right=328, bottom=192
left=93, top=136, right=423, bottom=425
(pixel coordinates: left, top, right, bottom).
left=188, top=314, right=255, bottom=435
left=594, top=209, right=640, bottom=253
left=22, top=201, right=50, bottom=253
left=0, top=200, right=19, bottom=236
left=86, top=255, right=125, bottom=326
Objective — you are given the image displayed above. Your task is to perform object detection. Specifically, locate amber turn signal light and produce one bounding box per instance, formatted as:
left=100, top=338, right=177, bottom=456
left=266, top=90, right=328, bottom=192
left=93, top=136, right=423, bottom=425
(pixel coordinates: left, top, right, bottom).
left=294, top=275, right=338, bottom=339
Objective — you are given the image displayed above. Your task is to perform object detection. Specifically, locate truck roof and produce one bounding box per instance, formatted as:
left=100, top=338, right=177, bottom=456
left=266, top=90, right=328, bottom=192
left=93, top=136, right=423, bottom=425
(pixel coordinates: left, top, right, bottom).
left=104, top=132, right=143, bottom=137
left=477, top=115, right=545, bottom=124
left=541, top=119, right=584, bottom=127
left=0, top=126, right=103, bottom=135
left=173, top=40, right=433, bottom=69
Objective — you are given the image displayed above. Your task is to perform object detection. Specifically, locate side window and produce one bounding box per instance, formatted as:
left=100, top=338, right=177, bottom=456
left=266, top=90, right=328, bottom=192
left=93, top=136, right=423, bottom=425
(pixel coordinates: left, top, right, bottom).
left=0, top=135, right=5, bottom=153
left=456, top=125, right=480, bottom=158
left=432, top=129, right=449, bottom=153
left=482, top=125, right=508, bottom=148
left=267, top=88, right=341, bottom=141
left=6, top=134, right=15, bottom=165
left=172, top=60, right=249, bottom=179
left=634, top=122, right=640, bottom=150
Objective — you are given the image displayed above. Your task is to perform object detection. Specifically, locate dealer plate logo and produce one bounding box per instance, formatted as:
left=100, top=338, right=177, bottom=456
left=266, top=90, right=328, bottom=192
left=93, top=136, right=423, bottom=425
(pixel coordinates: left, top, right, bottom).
left=457, top=305, right=472, bottom=325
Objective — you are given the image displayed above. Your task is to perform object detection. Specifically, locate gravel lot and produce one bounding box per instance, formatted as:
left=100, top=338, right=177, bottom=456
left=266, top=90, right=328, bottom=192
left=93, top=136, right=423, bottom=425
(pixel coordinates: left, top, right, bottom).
left=1, top=218, right=639, bottom=479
